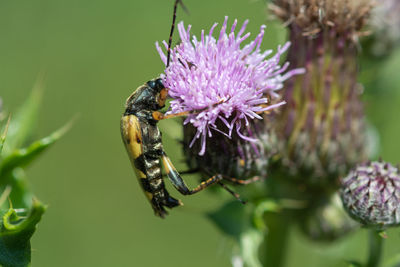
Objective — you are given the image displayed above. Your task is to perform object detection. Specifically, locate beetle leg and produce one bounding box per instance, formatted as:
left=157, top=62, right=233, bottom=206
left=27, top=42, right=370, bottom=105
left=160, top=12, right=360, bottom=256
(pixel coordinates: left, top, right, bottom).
left=152, top=111, right=189, bottom=121
left=161, top=153, right=222, bottom=195
left=216, top=182, right=247, bottom=204
left=162, top=153, right=260, bottom=202
left=221, top=175, right=262, bottom=185
left=217, top=175, right=263, bottom=204
left=153, top=99, right=228, bottom=121
left=161, top=111, right=190, bottom=120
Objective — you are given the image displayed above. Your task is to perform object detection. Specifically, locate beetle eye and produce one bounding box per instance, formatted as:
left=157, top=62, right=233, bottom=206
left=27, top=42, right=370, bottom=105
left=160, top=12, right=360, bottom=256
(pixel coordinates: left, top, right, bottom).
left=155, top=79, right=164, bottom=90
left=147, top=80, right=156, bottom=89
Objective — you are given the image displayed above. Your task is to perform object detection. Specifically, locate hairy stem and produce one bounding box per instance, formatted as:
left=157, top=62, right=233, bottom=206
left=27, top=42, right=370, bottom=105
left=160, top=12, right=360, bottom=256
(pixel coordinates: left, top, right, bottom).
left=366, top=230, right=384, bottom=267
left=263, top=212, right=291, bottom=267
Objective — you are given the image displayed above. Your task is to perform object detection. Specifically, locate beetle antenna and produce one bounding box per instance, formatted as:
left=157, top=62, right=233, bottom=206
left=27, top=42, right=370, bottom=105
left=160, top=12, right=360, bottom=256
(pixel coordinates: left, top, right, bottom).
left=166, top=0, right=188, bottom=68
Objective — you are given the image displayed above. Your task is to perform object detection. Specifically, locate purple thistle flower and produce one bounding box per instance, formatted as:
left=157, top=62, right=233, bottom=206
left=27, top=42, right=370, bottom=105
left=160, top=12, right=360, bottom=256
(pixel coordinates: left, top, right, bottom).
left=156, top=16, right=304, bottom=155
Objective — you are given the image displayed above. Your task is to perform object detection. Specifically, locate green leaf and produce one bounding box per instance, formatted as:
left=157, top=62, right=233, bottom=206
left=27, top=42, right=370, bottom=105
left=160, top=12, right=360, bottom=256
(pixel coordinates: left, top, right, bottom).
left=0, top=116, right=11, bottom=155
left=0, top=121, right=72, bottom=177
left=1, top=169, right=33, bottom=209
left=0, top=186, right=12, bottom=209
left=207, top=201, right=264, bottom=267
left=2, top=77, right=44, bottom=155
left=0, top=199, right=46, bottom=267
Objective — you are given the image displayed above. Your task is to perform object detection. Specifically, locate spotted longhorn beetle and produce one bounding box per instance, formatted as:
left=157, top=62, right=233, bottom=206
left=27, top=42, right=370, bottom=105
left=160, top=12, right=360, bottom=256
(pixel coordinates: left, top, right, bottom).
left=121, top=0, right=259, bottom=218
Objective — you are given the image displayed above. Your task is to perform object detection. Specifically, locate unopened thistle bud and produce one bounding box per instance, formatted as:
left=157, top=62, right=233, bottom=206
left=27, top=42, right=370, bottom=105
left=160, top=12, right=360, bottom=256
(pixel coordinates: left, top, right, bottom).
left=340, top=161, right=400, bottom=229
left=157, top=17, right=303, bottom=179
left=268, top=0, right=373, bottom=185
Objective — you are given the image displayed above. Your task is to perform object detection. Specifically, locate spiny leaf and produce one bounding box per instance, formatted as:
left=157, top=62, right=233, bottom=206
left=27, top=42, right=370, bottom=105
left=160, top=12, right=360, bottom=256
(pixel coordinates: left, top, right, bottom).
left=0, top=186, right=12, bottom=209
left=2, top=199, right=45, bottom=231
left=0, top=199, right=46, bottom=267
left=1, top=169, right=33, bottom=210
left=0, top=121, right=72, bottom=177
left=0, top=116, right=11, bottom=155
left=2, top=76, right=44, bottom=155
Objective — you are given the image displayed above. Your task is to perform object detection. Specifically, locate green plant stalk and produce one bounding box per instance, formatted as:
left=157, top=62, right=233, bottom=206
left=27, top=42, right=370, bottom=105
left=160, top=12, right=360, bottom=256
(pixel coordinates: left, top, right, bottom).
left=366, top=230, right=384, bottom=267
left=263, top=212, right=291, bottom=267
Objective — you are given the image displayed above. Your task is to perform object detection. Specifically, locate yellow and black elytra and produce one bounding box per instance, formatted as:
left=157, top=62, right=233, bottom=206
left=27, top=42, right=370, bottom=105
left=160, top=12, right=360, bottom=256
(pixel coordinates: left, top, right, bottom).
left=121, top=79, right=179, bottom=217
left=121, top=78, right=230, bottom=217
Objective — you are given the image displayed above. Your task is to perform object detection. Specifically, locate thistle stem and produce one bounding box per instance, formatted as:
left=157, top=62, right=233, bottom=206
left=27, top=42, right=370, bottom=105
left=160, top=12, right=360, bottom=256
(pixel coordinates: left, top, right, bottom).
left=263, top=212, right=291, bottom=267
left=366, top=230, right=384, bottom=267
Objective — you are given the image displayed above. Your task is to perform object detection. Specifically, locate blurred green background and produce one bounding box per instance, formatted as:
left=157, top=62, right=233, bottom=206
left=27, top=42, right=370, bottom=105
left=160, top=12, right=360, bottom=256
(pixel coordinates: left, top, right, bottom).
left=0, top=0, right=399, bottom=266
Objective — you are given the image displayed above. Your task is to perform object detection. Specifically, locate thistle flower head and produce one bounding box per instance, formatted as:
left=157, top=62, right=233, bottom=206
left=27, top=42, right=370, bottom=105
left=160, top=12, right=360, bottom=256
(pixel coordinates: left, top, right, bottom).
left=270, top=0, right=373, bottom=39
left=267, top=0, right=371, bottom=185
left=340, top=161, right=400, bottom=229
left=156, top=16, right=304, bottom=155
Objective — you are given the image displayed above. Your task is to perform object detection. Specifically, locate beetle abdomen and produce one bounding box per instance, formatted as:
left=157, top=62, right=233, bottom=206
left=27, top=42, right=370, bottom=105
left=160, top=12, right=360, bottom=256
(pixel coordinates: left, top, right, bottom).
left=121, top=115, right=181, bottom=217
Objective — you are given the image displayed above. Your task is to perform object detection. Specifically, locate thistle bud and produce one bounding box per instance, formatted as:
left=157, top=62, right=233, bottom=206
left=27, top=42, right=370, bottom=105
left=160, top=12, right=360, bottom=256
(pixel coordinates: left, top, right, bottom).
left=340, top=161, right=400, bottom=229
left=268, top=0, right=372, bottom=185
